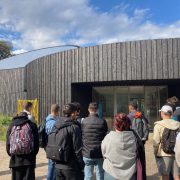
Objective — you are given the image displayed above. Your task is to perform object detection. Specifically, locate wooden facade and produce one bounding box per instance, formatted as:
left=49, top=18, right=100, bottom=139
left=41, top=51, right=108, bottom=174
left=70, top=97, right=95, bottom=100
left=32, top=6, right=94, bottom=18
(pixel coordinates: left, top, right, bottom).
left=0, top=68, right=26, bottom=115
left=0, top=38, right=180, bottom=119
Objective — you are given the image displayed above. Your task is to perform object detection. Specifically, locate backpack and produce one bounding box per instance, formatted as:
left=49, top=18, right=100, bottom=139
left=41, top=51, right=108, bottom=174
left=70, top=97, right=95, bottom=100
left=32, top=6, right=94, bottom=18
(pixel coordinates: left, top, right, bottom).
left=38, top=119, right=48, bottom=148
left=46, top=122, right=73, bottom=162
left=161, top=128, right=179, bottom=154
left=132, top=117, right=144, bottom=139
left=9, top=122, right=34, bottom=155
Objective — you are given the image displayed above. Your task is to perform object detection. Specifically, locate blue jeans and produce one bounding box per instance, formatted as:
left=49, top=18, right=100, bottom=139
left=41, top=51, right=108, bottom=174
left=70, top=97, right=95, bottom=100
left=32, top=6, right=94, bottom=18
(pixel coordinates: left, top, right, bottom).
left=47, top=159, right=56, bottom=180
left=83, top=157, right=104, bottom=180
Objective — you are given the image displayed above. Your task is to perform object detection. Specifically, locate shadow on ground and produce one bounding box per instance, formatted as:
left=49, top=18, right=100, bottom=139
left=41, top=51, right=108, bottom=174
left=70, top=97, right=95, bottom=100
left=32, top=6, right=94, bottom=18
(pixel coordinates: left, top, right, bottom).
left=147, top=173, right=160, bottom=180
left=36, top=162, right=48, bottom=168
left=36, top=175, right=47, bottom=180
left=0, top=169, right=11, bottom=176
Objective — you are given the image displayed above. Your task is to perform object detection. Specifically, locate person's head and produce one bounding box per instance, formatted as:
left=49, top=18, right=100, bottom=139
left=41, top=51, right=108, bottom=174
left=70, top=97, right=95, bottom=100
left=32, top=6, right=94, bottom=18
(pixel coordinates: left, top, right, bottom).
left=166, top=96, right=179, bottom=105
left=159, top=105, right=173, bottom=119
left=128, top=102, right=138, bottom=112
left=114, top=113, right=131, bottom=131
left=166, top=96, right=179, bottom=111
left=24, top=102, right=33, bottom=112
left=63, top=103, right=77, bottom=120
left=72, top=102, right=81, bottom=116
left=51, top=104, right=60, bottom=117
left=88, top=102, right=98, bottom=114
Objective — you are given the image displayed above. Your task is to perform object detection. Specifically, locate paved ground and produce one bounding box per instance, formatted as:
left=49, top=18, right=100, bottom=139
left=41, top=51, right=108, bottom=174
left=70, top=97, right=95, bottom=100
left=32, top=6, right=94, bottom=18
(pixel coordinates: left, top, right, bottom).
left=0, top=133, right=160, bottom=180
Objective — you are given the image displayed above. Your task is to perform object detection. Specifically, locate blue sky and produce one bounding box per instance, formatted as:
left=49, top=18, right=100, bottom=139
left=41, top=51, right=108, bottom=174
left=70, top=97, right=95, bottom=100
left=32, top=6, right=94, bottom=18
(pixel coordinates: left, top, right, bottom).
left=0, top=0, right=180, bottom=53
left=90, top=0, right=180, bottom=24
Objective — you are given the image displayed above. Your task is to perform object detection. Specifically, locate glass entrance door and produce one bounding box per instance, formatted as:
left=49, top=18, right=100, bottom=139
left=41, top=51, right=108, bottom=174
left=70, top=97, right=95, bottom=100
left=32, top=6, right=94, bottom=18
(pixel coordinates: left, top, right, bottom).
left=92, top=86, right=167, bottom=129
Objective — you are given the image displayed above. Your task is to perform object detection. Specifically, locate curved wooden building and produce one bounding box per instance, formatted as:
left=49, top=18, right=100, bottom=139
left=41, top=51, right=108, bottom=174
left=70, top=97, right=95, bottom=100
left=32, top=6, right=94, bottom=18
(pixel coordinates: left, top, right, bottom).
left=1, top=38, right=180, bottom=127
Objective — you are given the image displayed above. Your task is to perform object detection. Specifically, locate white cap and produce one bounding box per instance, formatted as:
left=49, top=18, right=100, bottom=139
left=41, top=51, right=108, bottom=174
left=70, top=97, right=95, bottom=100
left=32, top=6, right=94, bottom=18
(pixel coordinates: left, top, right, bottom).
left=159, top=105, right=173, bottom=113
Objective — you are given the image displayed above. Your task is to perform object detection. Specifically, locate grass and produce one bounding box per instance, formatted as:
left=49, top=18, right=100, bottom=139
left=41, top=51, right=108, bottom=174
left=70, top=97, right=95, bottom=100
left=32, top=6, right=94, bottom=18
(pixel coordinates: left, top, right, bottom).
left=0, top=114, right=12, bottom=141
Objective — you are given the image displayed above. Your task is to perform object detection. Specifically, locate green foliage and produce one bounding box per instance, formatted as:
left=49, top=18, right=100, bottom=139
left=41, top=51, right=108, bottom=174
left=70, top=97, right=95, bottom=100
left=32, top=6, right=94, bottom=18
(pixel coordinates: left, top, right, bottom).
left=0, top=114, right=12, bottom=141
left=0, top=126, right=8, bottom=141
left=0, top=114, right=12, bottom=125
left=0, top=40, right=13, bottom=60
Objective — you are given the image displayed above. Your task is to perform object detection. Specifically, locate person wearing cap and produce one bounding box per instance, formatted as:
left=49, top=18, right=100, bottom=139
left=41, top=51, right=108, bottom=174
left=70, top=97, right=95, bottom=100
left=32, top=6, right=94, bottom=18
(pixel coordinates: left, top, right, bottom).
left=153, top=105, right=180, bottom=180
left=82, top=102, right=108, bottom=180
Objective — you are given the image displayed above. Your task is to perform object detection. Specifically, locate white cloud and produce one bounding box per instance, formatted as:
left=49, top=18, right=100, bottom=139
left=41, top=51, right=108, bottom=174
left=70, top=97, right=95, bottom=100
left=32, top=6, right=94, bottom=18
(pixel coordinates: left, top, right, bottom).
left=0, top=0, right=180, bottom=51
left=12, top=49, right=27, bottom=55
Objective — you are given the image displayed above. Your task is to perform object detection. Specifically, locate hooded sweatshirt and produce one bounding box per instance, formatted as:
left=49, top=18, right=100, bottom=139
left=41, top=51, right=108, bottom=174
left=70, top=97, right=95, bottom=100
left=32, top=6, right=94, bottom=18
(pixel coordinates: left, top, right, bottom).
left=153, top=119, right=180, bottom=157
left=101, top=131, right=137, bottom=180
left=6, top=115, right=39, bottom=168
left=45, top=114, right=57, bottom=135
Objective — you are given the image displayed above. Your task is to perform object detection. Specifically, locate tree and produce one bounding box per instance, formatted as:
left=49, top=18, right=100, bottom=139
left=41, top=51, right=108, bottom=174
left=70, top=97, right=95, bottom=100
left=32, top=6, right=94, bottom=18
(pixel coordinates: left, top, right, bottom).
left=0, top=41, right=13, bottom=60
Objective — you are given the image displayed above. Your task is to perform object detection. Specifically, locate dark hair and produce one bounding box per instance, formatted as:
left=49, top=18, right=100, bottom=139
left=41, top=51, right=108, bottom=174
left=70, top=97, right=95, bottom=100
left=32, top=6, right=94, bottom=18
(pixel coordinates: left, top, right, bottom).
left=166, top=96, right=180, bottom=111
left=72, top=102, right=81, bottom=112
left=88, top=102, right=98, bottom=112
left=129, top=101, right=138, bottom=110
left=51, top=104, right=60, bottom=113
left=114, top=113, right=130, bottom=131
left=24, top=102, right=33, bottom=111
left=166, top=96, right=179, bottom=105
left=63, top=103, right=77, bottom=116
left=18, top=112, right=28, bottom=117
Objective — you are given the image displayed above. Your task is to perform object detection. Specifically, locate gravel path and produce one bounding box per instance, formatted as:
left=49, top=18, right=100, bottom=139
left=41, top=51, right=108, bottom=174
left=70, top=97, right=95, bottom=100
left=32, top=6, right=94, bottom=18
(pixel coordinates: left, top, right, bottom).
left=0, top=133, right=160, bottom=180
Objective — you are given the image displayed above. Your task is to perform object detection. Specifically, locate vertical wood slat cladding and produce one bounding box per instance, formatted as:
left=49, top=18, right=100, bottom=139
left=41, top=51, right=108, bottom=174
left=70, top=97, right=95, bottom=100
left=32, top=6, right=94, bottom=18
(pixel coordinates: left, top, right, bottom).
left=0, top=68, right=26, bottom=115
left=116, top=43, right=121, bottom=80
left=173, top=39, right=179, bottom=79
left=1, top=38, right=180, bottom=120
left=151, top=40, right=158, bottom=79
left=82, top=48, right=87, bottom=82
left=86, top=47, right=90, bottom=82
left=136, top=41, right=142, bottom=80
left=112, top=43, right=117, bottom=81
left=168, top=39, right=173, bottom=79
left=107, top=44, right=112, bottom=81
left=89, top=46, right=94, bottom=82
left=157, top=39, right=163, bottom=79
left=162, top=39, right=168, bottom=79
left=94, top=46, right=99, bottom=82
left=102, top=44, right=108, bottom=81
left=131, top=41, right=136, bottom=80
left=177, top=39, right=180, bottom=78
left=146, top=40, right=152, bottom=80
left=99, top=45, right=103, bottom=81
left=121, top=42, right=127, bottom=80
left=78, top=48, right=83, bottom=82
left=126, top=41, right=131, bottom=80
left=141, top=40, right=147, bottom=80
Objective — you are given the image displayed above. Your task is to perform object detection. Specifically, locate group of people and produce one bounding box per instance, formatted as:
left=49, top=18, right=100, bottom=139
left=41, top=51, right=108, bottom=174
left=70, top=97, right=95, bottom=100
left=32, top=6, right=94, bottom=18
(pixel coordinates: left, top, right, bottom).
left=5, top=96, right=180, bottom=180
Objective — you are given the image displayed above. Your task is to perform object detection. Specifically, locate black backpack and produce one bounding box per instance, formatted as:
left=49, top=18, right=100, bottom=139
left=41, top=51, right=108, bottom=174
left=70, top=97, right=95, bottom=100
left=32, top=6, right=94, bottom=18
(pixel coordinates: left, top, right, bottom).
left=38, top=119, right=48, bottom=148
left=46, top=122, right=73, bottom=162
left=161, top=128, right=179, bottom=154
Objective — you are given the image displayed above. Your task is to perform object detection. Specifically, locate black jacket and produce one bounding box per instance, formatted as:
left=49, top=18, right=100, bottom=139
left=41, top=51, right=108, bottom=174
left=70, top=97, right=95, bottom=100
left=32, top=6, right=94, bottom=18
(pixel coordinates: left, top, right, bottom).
left=6, top=115, right=39, bottom=168
left=82, top=114, right=108, bottom=158
left=55, top=117, right=84, bottom=171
